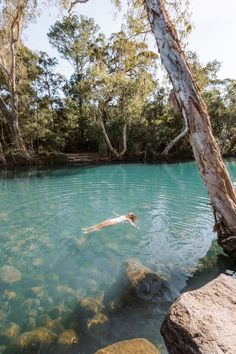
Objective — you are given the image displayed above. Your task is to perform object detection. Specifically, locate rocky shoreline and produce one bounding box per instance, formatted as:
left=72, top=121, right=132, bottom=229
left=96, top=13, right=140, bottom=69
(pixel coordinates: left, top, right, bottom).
left=161, top=273, right=236, bottom=354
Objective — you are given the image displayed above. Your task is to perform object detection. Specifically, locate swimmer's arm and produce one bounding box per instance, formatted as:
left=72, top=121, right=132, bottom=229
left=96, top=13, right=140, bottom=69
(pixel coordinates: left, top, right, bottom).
left=112, top=210, right=120, bottom=216
left=128, top=220, right=140, bottom=229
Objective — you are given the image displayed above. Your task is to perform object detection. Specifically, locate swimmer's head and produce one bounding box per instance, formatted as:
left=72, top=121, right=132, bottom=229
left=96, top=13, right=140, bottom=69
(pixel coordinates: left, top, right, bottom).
left=127, top=212, right=137, bottom=221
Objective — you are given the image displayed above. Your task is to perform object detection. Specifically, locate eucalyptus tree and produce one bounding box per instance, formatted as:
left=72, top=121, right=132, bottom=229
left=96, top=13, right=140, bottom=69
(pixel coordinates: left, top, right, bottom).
left=0, top=0, right=90, bottom=161
left=48, top=15, right=157, bottom=158
left=221, top=79, right=236, bottom=154
left=26, top=52, right=66, bottom=152
left=48, top=15, right=104, bottom=147
left=74, top=0, right=236, bottom=255
left=0, top=1, right=102, bottom=162
left=0, top=0, right=34, bottom=158
left=143, top=0, right=236, bottom=254
left=88, top=31, right=157, bottom=159
left=48, top=15, right=103, bottom=108
left=187, top=53, right=231, bottom=154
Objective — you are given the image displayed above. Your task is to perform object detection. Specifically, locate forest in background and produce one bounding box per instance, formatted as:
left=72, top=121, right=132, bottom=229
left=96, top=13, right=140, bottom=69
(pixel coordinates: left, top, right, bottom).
left=0, top=1, right=236, bottom=165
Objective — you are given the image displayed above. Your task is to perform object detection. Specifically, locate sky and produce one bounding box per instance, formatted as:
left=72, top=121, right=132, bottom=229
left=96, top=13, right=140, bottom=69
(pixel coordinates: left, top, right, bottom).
left=24, top=0, right=236, bottom=80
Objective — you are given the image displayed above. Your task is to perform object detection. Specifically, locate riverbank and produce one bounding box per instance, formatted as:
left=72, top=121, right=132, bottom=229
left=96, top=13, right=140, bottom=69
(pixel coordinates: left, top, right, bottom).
left=0, top=151, right=197, bottom=170
left=1, top=150, right=236, bottom=170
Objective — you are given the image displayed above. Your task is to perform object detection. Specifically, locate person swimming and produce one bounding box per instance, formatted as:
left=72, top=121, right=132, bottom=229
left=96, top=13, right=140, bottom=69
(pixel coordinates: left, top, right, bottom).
left=82, top=212, right=139, bottom=234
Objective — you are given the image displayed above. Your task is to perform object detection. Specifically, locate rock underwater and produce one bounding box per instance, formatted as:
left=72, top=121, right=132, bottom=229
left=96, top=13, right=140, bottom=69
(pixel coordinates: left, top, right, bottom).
left=0, top=265, right=21, bottom=284
left=95, top=338, right=161, bottom=354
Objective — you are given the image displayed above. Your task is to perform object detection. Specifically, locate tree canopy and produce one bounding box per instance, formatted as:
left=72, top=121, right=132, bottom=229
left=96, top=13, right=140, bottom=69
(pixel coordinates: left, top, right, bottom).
left=0, top=0, right=235, bottom=164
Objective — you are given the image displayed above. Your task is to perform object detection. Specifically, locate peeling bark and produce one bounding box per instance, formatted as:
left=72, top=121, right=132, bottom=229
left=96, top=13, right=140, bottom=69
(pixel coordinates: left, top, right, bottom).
left=145, top=0, right=236, bottom=255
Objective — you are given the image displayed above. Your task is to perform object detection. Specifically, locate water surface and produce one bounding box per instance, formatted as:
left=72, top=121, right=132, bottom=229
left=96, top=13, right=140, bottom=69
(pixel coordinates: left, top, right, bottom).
left=0, top=160, right=236, bottom=353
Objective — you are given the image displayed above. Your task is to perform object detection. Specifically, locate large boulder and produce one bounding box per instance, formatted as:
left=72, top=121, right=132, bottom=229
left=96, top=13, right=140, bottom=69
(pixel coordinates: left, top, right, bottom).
left=161, top=273, right=236, bottom=353
left=95, top=338, right=160, bottom=354
left=125, top=260, right=170, bottom=302
left=103, top=260, right=172, bottom=312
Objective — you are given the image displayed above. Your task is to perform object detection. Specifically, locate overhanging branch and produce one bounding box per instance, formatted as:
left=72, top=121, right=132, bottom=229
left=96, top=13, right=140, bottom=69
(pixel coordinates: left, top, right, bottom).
left=162, top=108, right=189, bottom=155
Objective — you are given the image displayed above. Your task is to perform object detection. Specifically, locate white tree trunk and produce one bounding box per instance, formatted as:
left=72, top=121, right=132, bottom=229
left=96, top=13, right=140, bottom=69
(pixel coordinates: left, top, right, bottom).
left=145, top=0, right=236, bottom=255
left=100, top=120, right=127, bottom=160
left=0, top=4, right=29, bottom=161
left=0, top=97, right=29, bottom=160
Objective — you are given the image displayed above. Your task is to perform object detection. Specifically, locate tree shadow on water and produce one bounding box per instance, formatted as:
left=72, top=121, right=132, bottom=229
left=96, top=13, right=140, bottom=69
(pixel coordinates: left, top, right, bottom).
left=184, top=240, right=236, bottom=293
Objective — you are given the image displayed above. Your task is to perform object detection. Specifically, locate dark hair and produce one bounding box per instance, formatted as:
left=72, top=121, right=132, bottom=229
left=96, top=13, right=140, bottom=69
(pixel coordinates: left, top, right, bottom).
left=127, top=212, right=137, bottom=221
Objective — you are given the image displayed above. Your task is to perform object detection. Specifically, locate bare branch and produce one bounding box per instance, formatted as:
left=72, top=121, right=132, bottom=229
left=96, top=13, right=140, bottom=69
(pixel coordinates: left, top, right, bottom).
left=68, top=0, right=89, bottom=14
left=162, top=110, right=188, bottom=155
left=162, top=92, right=189, bottom=155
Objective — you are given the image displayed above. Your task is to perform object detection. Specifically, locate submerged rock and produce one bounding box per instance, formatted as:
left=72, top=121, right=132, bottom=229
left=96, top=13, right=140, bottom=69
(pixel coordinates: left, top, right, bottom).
left=31, top=286, right=44, bottom=296
left=37, top=314, right=64, bottom=334
left=86, top=312, right=110, bottom=341
left=87, top=312, right=109, bottom=330
left=57, top=329, right=79, bottom=346
left=0, top=265, right=21, bottom=284
left=79, top=297, right=104, bottom=317
left=125, top=260, right=170, bottom=302
left=12, top=327, right=57, bottom=353
left=0, top=322, right=21, bottom=344
left=103, top=259, right=172, bottom=313
left=56, top=285, right=74, bottom=295
left=62, top=295, right=104, bottom=332
left=4, top=290, right=17, bottom=301
left=4, top=322, right=21, bottom=338
left=27, top=316, right=36, bottom=330
left=161, top=274, right=236, bottom=354
left=95, top=338, right=160, bottom=354
left=32, top=258, right=44, bottom=266
left=37, top=314, right=53, bottom=328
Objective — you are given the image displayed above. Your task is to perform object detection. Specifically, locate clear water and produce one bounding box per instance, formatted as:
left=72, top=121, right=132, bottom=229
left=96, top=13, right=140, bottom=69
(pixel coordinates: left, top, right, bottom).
left=0, top=160, right=236, bottom=353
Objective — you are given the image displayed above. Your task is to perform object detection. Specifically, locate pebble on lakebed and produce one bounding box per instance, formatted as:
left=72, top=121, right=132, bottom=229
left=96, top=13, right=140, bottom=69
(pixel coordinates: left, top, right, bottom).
left=0, top=265, right=22, bottom=284
left=57, top=329, right=79, bottom=345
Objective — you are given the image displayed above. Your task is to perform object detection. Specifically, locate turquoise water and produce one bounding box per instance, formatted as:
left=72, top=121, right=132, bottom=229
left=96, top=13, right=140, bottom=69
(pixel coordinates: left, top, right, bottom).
left=0, top=161, right=236, bottom=353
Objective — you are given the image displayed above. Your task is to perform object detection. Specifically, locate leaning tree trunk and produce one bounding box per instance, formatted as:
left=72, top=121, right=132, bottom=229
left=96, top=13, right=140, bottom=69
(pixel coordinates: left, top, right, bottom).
left=145, top=0, right=236, bottom=255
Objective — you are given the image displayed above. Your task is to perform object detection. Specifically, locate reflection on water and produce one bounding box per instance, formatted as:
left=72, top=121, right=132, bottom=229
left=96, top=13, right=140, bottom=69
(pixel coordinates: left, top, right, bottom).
left=0, top=161, right=236, bottom=353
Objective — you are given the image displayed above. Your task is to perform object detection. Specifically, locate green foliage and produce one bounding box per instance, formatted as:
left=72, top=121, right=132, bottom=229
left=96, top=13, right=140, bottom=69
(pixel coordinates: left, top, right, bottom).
left=188, top=52, right=236, bottom=155
left=48, top=15, right=103, bottom=71
left=0, top=3, right=235, bottom=163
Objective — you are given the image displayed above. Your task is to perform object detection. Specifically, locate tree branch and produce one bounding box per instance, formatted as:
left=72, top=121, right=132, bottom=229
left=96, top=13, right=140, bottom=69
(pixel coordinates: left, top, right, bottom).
left=162, top=111, right=188, bottom=155
left=162, top=92, right=189, bottom=155
left=68, top=0, right=89, bottom=14
left=100, top=119, right=119, bottom=158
